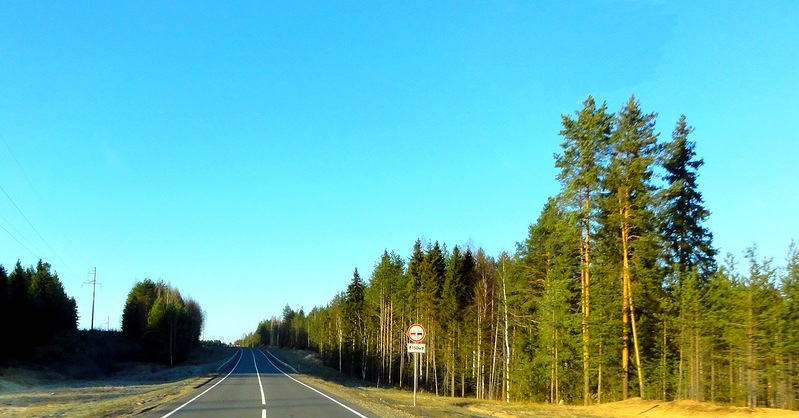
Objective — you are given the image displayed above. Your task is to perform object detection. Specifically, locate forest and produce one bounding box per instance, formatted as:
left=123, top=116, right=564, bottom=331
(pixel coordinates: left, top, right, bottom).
left=121, top=279, right=205, bottom=366
left=0, top=260, right=78, bottom=361
left=242, top=96, right=799, bottom=410
left=0, top=259, right=205, bottom=368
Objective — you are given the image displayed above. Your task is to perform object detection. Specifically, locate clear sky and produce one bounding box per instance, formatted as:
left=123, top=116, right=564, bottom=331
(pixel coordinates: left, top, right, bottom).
left=1, top=1, right=797, bottom=343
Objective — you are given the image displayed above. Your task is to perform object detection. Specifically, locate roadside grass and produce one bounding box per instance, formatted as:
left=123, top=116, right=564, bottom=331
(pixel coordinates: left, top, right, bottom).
left=263, top=347, right=799, bottom=418
left=0, top=339, right=236, bottom=417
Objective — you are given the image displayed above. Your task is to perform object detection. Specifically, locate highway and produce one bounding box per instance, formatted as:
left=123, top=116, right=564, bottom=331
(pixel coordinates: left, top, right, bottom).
left=145, top=348, right=380, bottom=418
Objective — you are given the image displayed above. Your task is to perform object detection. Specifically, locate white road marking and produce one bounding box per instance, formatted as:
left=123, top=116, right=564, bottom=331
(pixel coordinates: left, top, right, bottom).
left=251, top=349, right=266, bottom=405
left=257, top=349, right=369, bottom=418
left=161, top=349, right=244, bottom=418
left=262, top=408, right=267, bottom=418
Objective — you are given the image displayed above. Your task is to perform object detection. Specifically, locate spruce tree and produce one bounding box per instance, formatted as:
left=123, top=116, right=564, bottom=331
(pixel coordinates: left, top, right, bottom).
left=661, top=115, right=717, bottom=283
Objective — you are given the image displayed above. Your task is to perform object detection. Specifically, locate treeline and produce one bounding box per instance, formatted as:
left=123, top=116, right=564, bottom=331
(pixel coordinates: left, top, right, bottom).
left=246, top=96, right=799, bottom=409
left=0, top=260, right=78, bottom=362
left=121, top=279, right=204, bottom=366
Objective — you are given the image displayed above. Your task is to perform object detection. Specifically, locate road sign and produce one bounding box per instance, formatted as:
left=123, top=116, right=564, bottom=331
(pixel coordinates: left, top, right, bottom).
left=407, top=323, right=426, bottom=342
left=407, top=343, right=426, bottom=354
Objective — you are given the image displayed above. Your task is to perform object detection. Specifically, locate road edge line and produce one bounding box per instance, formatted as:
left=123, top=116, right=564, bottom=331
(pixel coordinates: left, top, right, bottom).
left=257, top=349, right=368, bottom=418
left=161, top=348, right=244, bottom=418
left=264, top=350, right=298, bottom=373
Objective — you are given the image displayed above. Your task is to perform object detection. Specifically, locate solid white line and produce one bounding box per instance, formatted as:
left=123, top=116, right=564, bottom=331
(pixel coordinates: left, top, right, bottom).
left=251, top=349, right=266, bottom=405
left=161, top=349, right=244, bottom=418
left=215, top=351, right=239, bottom=372
left=264, top=350, right=298, bottom=373
left=262, top=408, right=267, bottom=418
left=257, top=349, right=368, bottom=418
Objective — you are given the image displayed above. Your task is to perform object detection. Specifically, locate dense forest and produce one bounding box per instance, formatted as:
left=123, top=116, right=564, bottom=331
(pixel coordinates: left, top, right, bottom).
left=0, top=259, right=78, bottom=362
left=243, top=96, right=799, bottom=410
left=0, top=258, right=205, bottom=368
left=121, top=279, right=205, bottom=366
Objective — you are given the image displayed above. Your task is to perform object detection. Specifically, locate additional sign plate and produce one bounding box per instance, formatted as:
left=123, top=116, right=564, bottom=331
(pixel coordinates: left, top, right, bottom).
left=407, top=343, right=426, bottom=354
left=407, top=323, right=426, bottom=342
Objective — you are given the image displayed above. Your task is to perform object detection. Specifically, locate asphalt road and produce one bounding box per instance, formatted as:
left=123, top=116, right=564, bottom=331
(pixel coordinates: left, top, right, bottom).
left=145, top=348, right=380, bottom=418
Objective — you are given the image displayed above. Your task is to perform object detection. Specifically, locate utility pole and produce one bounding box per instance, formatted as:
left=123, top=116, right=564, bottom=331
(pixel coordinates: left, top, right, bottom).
left=87, top=267, right=97, bottom=330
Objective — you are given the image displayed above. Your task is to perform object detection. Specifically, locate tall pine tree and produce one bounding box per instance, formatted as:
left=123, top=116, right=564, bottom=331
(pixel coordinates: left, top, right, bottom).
left=555, top=95, right=612, bottom=405
left=604, top=95, right=661, bottom=399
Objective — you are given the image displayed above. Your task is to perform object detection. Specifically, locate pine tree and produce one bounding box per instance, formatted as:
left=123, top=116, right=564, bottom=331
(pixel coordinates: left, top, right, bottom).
left=781, top=242, right=799, bottom=409
left=367, top=250, right=405, bottom=386
left=555, top=95, right=612, bottom=405
left=604, top=96, right=661, bottom=399
left=521, top=198, right=581, bottom=403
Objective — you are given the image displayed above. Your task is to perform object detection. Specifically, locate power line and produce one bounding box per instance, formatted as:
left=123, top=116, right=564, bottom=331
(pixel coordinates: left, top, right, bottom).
left=0, top=211, right=46, bottom=256
left=0, top=183, right=73, bottom=270
left=0, top=221, right=38, bottom=258
left=0, top=132, right=80, bottom=278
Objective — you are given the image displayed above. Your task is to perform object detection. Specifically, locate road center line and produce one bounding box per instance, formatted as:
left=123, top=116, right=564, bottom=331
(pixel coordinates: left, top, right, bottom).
left=257, top=349, right=368, bottom=418
left=161, top=349, right=244, bottom=418
left=252, top=349, right=266, bottom=405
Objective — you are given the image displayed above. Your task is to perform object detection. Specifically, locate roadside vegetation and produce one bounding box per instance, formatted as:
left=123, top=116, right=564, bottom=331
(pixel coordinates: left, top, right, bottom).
left=0, top=260, right=78, bottom=363
left=242, top=96, right=799, bottom=411
left=0, top=335, right=234, bottom=417
left=261, top=347, right=799, bottom=418
left=121, top=279, right=205, bottom=366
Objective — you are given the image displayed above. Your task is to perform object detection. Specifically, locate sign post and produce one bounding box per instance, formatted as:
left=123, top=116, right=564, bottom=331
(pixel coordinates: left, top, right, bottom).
left=407, top=323, right=426, bottom=407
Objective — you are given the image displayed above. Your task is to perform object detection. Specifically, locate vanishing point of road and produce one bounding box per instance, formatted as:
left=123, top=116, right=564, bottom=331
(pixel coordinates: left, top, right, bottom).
left=143, top=348, right=380, bottom=418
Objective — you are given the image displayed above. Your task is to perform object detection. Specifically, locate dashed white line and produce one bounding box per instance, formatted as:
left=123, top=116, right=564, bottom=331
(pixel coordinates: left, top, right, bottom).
left=161, top=349, right=244, bottom=418
left=256, top=349, right=368, bottom=418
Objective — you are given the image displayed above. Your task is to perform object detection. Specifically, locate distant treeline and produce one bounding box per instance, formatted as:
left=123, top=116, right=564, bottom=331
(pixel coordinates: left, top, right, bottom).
left=122, top=279, right=205, bottom=366
left=242, top=96, right=799, bottom=410
left=0, top=260, right=78, bottom=361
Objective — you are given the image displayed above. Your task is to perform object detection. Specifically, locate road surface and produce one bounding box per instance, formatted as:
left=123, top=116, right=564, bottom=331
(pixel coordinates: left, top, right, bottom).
left=145, top=348, right=380, bottom=418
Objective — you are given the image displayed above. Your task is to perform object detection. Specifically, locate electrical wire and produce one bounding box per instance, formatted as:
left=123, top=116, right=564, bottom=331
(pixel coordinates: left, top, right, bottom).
left=0, top=133, right=77, bottom=276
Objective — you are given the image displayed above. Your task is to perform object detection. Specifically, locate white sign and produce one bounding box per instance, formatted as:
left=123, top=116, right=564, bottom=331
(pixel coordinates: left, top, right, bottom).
left=407, top=323, right=426, bottom=342
left=407, top=343, right=426, bottom=354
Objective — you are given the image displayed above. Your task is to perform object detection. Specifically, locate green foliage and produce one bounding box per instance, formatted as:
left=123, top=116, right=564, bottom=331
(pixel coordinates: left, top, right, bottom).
left=245, top=96, right=798, bottom=409
left=660, top=115, right=717, bottom=282
left=120, top=279, right=204, bottom=366
left=1, top=259, right=77, bottom=361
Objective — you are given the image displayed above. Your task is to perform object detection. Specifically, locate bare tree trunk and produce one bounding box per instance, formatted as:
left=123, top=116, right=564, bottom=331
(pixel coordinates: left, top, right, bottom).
left=399, top=313, right=405, bottom=389
left=338, top=315, right=343, bottom=373
left=747, top=284, right=756, bottom=408
left=597, top=339, right=603, bottom=404
left=501, top=261, right=511, bottom=403
left=661, top=320, right=667, bottom=400
left=627, top=275, right=645, bottom=398
left=582, top=190, right=592, bottom=406
left=490, top=311, right=499, bottom=400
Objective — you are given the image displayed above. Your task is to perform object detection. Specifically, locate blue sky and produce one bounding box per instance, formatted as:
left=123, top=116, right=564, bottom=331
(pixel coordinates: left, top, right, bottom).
left=1, top=1, right=796, bottom=343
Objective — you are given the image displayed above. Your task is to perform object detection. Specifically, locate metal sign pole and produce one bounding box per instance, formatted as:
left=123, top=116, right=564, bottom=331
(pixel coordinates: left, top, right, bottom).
left=413, top=352, right=418, bottom=407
